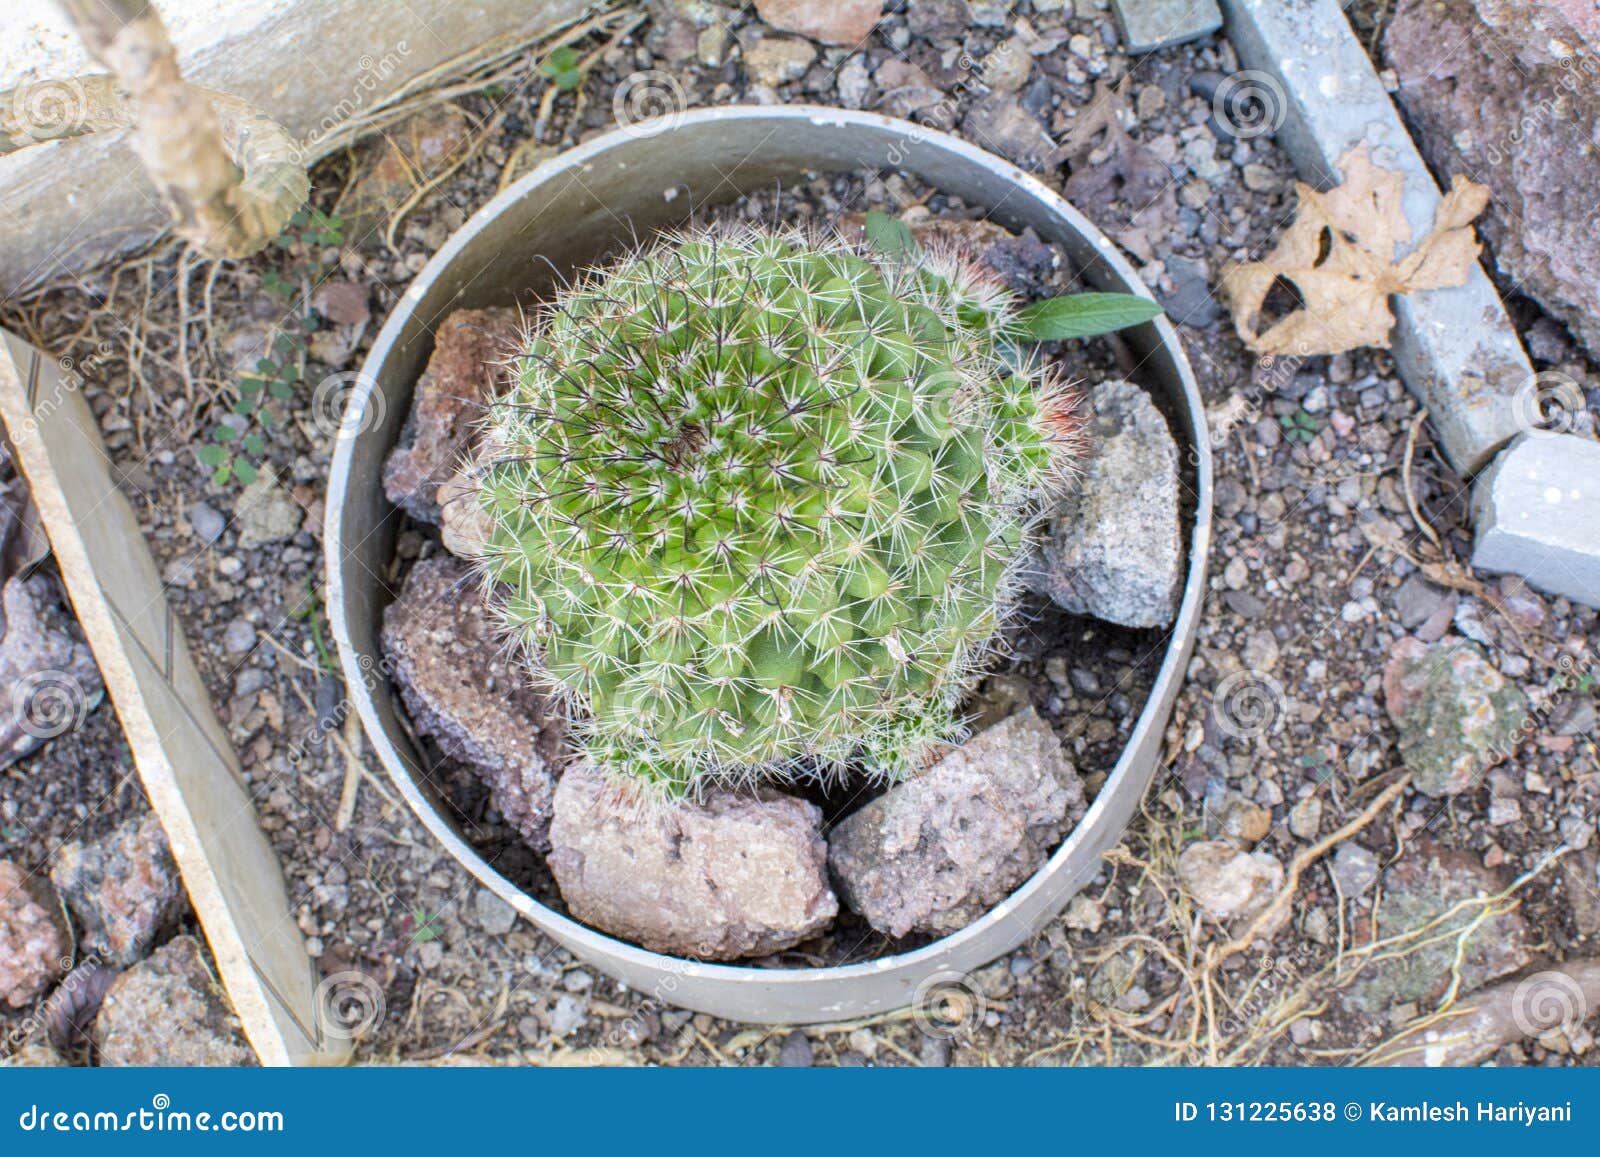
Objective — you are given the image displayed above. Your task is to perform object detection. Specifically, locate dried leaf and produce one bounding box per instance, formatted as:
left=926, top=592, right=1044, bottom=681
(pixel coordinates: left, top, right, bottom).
left=1059, top=78, right=1177, bottom=253
left=1222, top=145, right=1490, bottom=356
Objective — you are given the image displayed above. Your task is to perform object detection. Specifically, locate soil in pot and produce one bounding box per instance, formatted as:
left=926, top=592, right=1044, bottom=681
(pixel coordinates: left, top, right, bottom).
left=374, top=170, right=1191, bottom=967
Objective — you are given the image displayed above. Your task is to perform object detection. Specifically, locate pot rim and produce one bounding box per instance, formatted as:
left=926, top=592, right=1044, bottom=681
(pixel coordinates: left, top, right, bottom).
left=326, top=104, right=1211, bottom=1004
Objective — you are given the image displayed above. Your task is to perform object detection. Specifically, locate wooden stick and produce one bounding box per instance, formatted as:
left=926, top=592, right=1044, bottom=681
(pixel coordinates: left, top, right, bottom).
left=0, top=1, right=307, bottom=258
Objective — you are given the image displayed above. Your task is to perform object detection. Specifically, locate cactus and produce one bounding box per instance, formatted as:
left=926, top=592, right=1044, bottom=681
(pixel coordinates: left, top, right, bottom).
left=470, top=221, right=1155, bottom=794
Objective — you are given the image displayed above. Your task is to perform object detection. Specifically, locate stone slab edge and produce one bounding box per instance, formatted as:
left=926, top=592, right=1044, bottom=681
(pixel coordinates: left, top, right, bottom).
left=1218, top=0, right=1531, bottom=477
left=1471, top=433, right=1600, bottom=609
left=1111, top=0, right=1224, bottom=53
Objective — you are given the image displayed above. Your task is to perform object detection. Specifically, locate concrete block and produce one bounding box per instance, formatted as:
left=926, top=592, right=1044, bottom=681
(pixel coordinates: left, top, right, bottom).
left=1472, top=434, right=1600, bottom=609
left=0, top=0, right=589, bottom=299
left=1218, top=0, right=1531, bottom=476
left=1112, top=0, right=1224, bottom=52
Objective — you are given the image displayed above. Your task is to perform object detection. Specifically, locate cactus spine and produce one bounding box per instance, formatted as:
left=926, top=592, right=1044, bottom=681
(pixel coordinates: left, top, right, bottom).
left=472, top=224, right=1078, bottom=794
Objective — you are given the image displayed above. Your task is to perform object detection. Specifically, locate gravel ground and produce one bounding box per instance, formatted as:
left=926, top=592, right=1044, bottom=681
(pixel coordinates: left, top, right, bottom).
left=2, top=0, right=1597, bottom=1066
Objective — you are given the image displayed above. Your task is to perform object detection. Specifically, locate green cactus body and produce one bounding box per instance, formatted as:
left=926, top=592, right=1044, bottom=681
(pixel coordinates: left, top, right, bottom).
left=473, top=225, right=1071, bottom=794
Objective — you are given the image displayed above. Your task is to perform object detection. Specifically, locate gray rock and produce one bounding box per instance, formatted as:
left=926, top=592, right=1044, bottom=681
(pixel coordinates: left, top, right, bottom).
left=827, top=709, right=1085, bottom=938
left=1034, top=380, right=1182, bottom=628
left=836, top=53, right=871, bottom=108
left=382, top=308, right=519, bottom=524
left=1471, top=433, right=1600, bottom=609
left=1157, top=255, right=1221, bottom=328
left=381, top=555, right=565, bottom=851
left=473, top=888, right=518, bottom=936
left=548, top=765, right=837, bottom=960
left=906, top=0, right=971, bottom=39
left=1111, top=0, right=1222, bottom=52
left=0, top=575, right=103, bottom=770
left=549, top=993, right=588, bottom=1038
left=778, top=1029, right=814, bottom=1066
left=0, top=860, right=67, bottom=1009
left=51, top=813, right=186, bottom=968
left=1386, top=0, right=1600, bottom=358
left=95, top=936, right=254, bottom=1066
left=1178, top=840, right=1283, bottom=922
left=232, top=475, right=303, bottom=550
left=188, top=502, right=226, bottom=544
left=221, top=618, right=256, bottom=655
left=1392, top=572, right=1450, bottom=630
left=1339, top=840, right=1533, bottom=1015
left=1384, top=638, right=1527, bottom=797
left=1330, top=842, right=1379, bottom=896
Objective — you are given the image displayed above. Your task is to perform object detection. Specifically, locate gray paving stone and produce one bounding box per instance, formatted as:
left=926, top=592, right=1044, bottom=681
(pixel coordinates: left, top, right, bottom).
left=1471, top=434, right=1600, bottom=609
left=1218, top=0, right=1530, bottom=475
left=1112, top=0, right=1223, bottom=52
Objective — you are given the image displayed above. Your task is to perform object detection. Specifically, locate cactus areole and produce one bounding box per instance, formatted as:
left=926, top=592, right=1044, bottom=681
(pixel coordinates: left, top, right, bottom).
left=472, top=225, right=1088, bottom=795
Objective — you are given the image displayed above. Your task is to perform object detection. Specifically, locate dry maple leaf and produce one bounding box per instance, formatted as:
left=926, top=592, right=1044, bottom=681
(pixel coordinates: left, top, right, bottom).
left=1223, top=144, right=1491, bottom=356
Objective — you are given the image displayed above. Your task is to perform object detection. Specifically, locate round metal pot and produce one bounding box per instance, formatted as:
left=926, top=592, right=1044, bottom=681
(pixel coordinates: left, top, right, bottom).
left=326, top=106, right=1211, bottom=1024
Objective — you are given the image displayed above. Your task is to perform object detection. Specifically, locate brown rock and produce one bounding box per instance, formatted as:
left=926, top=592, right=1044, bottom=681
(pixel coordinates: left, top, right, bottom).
left=0, top=860, right=68, bottom=1009
left=51, top=813, right=186, bottom=968
left=381, top=555, right=565, bottom=850
left=95, top=937, right=254, bottom=1067
left=382, top=308, right=519, bottom=523
left=754, top=0, right=882, bottom=45
left=548, top=765, right=837, bottom=960
left=1385, top=0, right=1600, bottom=356
left=827, top=709, right=1085, bottom=938
left=310, top=280, right=370, bottom=328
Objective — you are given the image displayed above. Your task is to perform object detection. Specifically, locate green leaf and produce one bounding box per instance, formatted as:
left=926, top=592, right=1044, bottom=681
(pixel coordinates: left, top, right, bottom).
left=540, top=46, right=580, bottom=77
left=196, top=444, right=229, bottom=467
left=211, top=424, right=239, bottom=443
left=1007, top=292, right=1163, bottom=341
left=232, top=460, right=259, bottom=485
left=864, top=211, right=919, bottom=259
left=239, top=377, right=264, bottom=396
left=211, top=463, right=233, bottom=485
left=231, top=399, right=255, bottom=417
left=269, top=380, right=294, bottom=400
left=242, top=433, right=266, bottom=456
